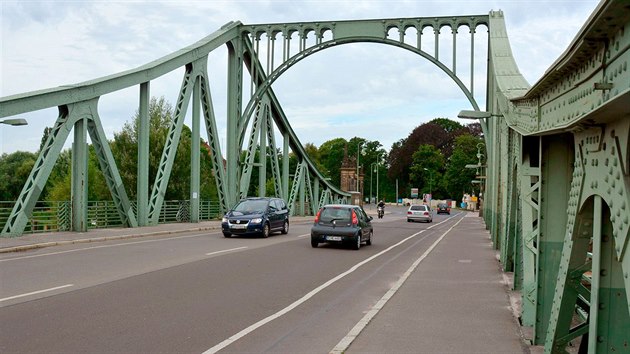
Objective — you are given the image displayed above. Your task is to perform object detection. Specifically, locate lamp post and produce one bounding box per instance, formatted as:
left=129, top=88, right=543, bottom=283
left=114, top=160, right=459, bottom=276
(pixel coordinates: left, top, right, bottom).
left=356, top=142, right=362, bottom=192
left=0, top=118, right=28, bottom=126
left=370, top=161, right=379, bottom=204
left=0, top=118, right=28, bottom=155
left=423, top=167, right=433, bottom=205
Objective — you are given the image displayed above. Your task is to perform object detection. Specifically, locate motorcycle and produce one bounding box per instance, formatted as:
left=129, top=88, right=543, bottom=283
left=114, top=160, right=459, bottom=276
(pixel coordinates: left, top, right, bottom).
left=377, top=206, right=384, bottom=219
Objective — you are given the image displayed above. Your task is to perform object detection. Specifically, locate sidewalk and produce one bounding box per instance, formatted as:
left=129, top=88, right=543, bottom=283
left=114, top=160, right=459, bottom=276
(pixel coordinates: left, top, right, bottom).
left=346, top=213, right=531, bottom=353
left=0, top=216, right=315, bottom=253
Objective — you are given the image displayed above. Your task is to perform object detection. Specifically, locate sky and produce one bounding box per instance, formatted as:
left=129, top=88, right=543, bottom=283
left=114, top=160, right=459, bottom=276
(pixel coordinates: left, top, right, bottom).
left=1, top=0, right=601, bottom=156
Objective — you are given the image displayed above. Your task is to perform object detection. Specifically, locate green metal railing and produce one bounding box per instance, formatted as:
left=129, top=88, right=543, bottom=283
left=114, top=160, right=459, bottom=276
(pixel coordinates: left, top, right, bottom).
left=0, top=200, right=222, bottom=236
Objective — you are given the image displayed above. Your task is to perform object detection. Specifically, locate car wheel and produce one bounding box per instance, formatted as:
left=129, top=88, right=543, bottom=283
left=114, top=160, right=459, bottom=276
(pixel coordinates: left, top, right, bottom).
left=262, top=223, right=270, bottom=238
left=353, top=234, right=361, bottom=250
left=366, top=231, right=372, bottom=246
left=281, top=220, right=289, bottom=234
left=223, top=232, right=231, bottom=238
left=311, top=239, right=318, bottom=248
left=407, top=219, right=411, bottom=222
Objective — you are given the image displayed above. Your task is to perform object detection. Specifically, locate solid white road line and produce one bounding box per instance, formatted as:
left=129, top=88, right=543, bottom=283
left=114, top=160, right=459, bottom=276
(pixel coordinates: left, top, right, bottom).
left=330, top=216, right=465, bottom=354
left=202, top=215, right=461, bottom=354
left=206, top=247, right=248, bottom=256
left=0, top=284, right=74, bottom=303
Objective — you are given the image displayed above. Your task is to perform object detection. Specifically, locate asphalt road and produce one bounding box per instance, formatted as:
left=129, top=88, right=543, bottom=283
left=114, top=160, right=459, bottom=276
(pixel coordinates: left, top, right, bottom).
left=1, top=207, right=464, bottom=353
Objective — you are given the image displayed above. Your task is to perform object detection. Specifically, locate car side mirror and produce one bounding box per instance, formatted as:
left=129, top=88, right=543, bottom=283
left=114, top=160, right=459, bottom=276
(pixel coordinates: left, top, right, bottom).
left=368, top=216, right=373, bottom=221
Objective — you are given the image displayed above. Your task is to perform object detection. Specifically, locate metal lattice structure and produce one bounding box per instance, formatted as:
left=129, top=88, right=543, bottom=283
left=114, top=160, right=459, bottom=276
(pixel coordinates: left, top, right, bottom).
left=1, top=1, right=629, bottom=351
left=479, top=2, right=630, bottom=352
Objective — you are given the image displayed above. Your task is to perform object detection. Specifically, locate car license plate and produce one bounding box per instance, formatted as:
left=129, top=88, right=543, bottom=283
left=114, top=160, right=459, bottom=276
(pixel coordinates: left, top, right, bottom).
left=231, top=224, right=247, bottom=229
left=326, top=236, right=342, bottom=241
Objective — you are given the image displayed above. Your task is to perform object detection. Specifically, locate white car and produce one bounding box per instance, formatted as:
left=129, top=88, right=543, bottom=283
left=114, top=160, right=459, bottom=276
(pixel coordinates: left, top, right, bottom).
left=407, top=204, right=433, bottom=223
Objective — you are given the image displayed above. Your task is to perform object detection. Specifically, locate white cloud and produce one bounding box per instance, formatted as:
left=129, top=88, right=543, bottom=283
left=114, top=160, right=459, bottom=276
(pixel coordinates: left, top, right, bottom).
left=1, top=0, right=600, bottom=155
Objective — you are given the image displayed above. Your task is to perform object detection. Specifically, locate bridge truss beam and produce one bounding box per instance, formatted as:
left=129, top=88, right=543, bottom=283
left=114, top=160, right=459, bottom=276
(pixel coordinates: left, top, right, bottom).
left=485, top=2, right=630, bottom=352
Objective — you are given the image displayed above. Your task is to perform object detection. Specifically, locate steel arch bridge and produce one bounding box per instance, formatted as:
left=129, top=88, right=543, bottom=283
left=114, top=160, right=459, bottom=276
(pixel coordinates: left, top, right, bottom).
left=1, top=1, right=629, bottom=352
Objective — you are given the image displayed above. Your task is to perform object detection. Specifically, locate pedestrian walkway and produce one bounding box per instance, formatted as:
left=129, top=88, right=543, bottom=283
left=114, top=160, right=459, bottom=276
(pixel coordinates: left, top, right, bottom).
left=345, top=213, right=531, bottom=353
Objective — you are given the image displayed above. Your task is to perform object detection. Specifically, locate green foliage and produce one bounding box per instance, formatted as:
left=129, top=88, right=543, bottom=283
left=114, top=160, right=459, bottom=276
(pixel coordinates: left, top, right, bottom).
left=318, top=138, right=348, bottom=186
left=111, top=96, right=218, bottom=201
left=443, top=134, right=484, bottom=199
left=429, top=118, right=464, bottom=133
left=0, top=151, right=37, bottom=200
left=409, top=145, right=445, bottom=198
left=46, top=147, right=110, bottom=201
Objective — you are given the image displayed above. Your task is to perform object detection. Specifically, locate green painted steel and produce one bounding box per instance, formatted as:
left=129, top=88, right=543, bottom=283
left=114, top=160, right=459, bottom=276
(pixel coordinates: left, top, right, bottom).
left=485, top=2, right=630, bottom=352
left=191, top=77, right=201, bottom=223
left=137, top=82, right=150, bottom=226
left=1, top=3, right=629, bottom=351
left=71, top=117, right=88, bottom=232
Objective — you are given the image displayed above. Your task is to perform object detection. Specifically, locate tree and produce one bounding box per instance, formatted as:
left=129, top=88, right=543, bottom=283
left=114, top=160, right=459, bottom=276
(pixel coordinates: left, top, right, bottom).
left=0, top=151, right=37, bottom=201
left=45, top=147, right=110, bottom=201
left=318, top=138, right=348, bottom=186
left=443, top=134, right=484, bottom=200
left=111, top=96, right=217, bottom=201
left=409, top=144, right=445, bottom=198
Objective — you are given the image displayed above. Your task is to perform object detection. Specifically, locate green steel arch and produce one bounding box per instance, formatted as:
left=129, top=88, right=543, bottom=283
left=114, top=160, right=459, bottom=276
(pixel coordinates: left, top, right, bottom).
left=1, top=3, right=629, bottom=351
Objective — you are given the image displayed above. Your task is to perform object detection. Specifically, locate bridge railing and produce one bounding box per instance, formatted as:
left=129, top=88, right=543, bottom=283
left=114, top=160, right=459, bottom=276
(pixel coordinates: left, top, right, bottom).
left=0, top=200, right=222, bottom=236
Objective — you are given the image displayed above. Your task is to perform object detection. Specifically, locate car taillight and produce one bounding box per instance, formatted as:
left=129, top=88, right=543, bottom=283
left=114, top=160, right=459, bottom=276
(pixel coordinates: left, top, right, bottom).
left=351, top=210, right=358, bottom=225
left=407, top=211, right=412, bottom=215
left=314, top=209, right=322, bottom=223
left=424, top=212, right=429, bottom=216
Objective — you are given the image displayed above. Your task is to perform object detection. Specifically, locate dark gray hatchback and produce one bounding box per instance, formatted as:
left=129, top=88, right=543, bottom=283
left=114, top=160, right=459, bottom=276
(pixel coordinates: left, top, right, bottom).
left=310, top=204, right=373, bottom=250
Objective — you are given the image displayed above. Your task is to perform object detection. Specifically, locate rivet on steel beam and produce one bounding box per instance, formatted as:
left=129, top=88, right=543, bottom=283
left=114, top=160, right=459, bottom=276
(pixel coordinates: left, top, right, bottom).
left=594, top=82, right=613, bottom=92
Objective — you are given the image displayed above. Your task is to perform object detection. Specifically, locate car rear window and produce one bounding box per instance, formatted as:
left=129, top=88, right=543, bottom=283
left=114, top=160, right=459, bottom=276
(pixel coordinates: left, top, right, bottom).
left=410, top=205, right=428, bottom=211
left=320, top=207, right=352, bottom=222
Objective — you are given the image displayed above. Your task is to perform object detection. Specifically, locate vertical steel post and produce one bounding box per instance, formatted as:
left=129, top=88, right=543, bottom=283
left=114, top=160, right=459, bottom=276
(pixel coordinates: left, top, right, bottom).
left=299, top=165, right=305, bottom=216
left=470, top=28, right=475, bottom=98
left=314, top=176, right=319, bottom=210
left=258, top=108, right=267, bottom=196
left=137, top=82, right=150, bottom=226
left=536, top=134, right=573, bottom=344
left=589, top=195, right=603, bottom=353
left=190, top=77, right=200, bottom=222
left=71, top=118, right=88, bottom=232
left=434, top=27, right=439, bottom=60
left=283, top=132, right=290, bottom=200
left=452, top=27, right=457, bottom=74
left=226, top=39, right=243, bottom=208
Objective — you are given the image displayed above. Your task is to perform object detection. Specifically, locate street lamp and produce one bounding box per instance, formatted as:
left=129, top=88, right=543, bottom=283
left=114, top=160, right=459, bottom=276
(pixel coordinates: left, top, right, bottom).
left=423, top=168, right=433, bottom=205
left=370, top=161, right=379, bottom=204
left=0, top=118, right=28, bottom=155
left=457, top=110, right=491, bottom=119
left=356, top=142, right=362, bottom=192
left=0, top=118, right=28, bottom=126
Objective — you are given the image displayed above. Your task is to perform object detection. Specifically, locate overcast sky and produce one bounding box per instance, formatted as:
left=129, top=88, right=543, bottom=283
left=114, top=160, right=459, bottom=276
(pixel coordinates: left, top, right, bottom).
left=1, top=0, right=600, bottom=156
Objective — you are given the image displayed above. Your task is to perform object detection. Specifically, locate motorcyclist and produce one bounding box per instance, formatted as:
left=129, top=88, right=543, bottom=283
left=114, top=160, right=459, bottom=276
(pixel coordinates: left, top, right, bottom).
left=377, top=200, right=385, bottom=218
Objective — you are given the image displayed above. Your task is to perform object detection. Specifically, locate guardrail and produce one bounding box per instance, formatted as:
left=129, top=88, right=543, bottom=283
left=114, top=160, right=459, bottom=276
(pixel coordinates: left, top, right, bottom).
left=0, top=200, right=222, bottom=236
